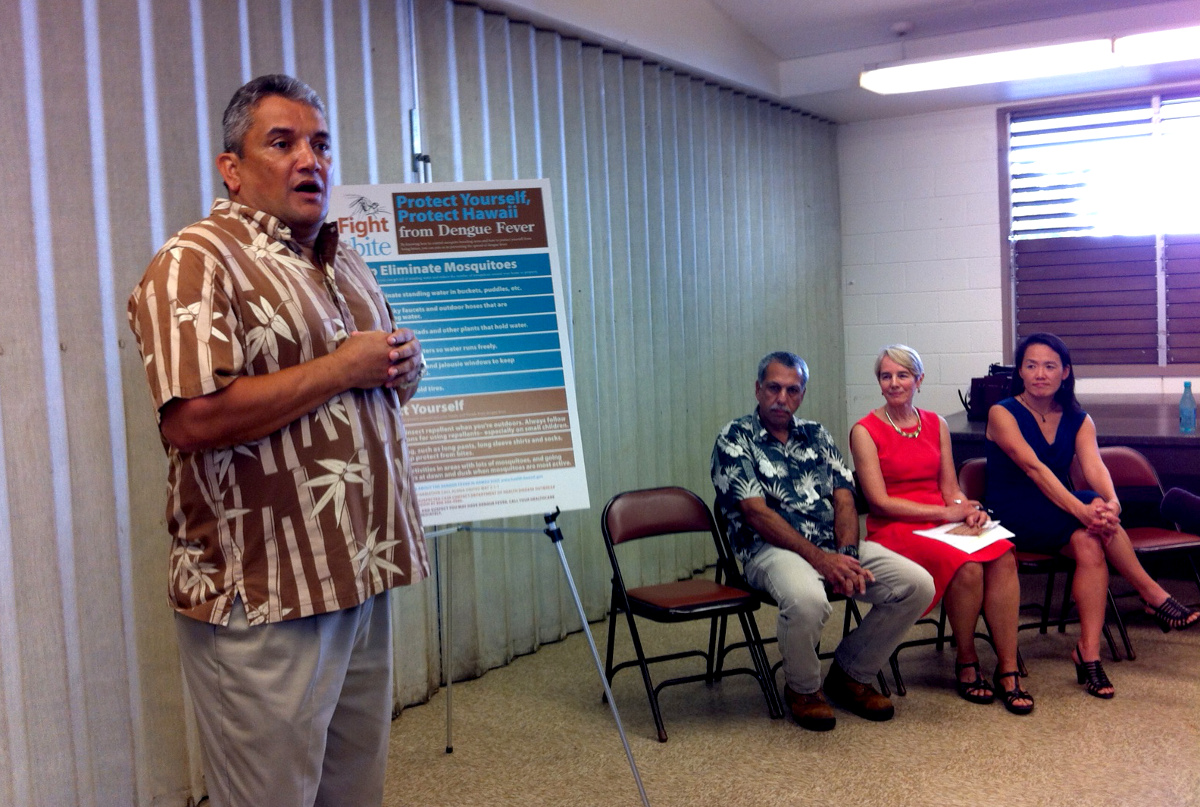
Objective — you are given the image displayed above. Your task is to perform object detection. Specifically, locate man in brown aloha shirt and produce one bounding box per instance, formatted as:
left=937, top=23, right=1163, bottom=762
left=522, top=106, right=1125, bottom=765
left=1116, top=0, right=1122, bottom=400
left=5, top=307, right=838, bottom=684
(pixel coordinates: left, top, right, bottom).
left=128, top=75, right=428, bottom=807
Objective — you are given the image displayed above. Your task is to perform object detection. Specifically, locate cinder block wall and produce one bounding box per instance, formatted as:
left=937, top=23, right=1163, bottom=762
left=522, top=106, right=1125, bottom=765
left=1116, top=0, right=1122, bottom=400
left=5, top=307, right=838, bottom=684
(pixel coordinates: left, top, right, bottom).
left=837, top=107, right=1005, bottom=436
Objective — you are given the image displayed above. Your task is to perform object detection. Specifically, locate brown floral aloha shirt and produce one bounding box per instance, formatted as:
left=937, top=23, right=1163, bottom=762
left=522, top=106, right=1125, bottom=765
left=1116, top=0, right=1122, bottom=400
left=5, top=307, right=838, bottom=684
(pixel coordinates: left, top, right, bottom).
left=128, top=200, right=429, bottom=626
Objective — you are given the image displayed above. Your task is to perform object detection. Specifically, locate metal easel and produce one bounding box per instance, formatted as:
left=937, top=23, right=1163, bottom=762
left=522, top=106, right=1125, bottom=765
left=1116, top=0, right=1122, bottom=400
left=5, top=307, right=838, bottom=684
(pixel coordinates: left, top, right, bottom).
left=428, top=511, right=650, bottom=807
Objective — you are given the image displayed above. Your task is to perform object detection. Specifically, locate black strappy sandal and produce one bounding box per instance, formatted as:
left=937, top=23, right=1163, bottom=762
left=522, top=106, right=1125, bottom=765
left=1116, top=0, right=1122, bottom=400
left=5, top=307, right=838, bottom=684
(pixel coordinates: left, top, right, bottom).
left=993, top=667, right=1034, bottom=715
left=1071, top=645, right=1114, bottom=699
left=954, top=660, right=994, bottom=705
left=1144, top=596, right=1199, bottom=632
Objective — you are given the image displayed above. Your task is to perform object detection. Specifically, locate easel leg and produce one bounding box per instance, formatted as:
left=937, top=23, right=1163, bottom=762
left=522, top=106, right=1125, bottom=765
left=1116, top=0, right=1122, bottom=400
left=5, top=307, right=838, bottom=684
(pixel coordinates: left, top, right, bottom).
left=544, top=511, right=651, bottom=807
left=432, top=531, right=455, bottom=754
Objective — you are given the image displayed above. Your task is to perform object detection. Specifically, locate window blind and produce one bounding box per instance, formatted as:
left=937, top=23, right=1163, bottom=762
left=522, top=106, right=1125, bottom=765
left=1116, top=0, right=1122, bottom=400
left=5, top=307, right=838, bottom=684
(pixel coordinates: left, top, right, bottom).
left=1013, top=235, right=1158, bottom=364
left=1007, top=91, right=1200, bottom=367
left=1167, top=233, right=1200, bottom=364
left=1009, top=100, right=1155, bottom=240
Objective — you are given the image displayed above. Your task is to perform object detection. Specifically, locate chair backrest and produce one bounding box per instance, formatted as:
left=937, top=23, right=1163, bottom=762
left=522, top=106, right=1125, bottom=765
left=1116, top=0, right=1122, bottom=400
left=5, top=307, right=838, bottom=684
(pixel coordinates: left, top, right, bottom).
left=710, top=497, right=752, bottom=589
left=1097, top=445, right=1162, bottom=489
left=1093, top=446, right=1171, bottom=529
left=602, top=486, right=737, bottom=589
left=603, top=486, right=717, bottom=546
left=851, top=471, right=871, bottom=515
left=958, top=457, right=987, bottom=502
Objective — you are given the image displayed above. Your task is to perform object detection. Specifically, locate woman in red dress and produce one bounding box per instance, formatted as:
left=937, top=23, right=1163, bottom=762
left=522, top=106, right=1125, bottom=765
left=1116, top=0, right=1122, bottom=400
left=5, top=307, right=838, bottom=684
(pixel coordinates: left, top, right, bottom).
left=850, top=345, right=1031, bottom=714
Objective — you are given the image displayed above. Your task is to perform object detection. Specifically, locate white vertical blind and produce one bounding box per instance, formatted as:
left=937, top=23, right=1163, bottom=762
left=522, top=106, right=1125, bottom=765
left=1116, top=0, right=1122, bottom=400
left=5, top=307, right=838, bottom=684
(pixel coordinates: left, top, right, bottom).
left=2, top=1, right=434, bottom=804
left=415, top=0, right=845, bottom=680
left=0, top=0, right=843, bottom=803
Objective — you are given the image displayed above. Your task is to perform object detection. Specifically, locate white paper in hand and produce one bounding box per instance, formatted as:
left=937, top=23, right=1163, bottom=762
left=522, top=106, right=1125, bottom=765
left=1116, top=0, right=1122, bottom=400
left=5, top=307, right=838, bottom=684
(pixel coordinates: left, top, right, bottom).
left=913, top=520, right=1015, bottom=554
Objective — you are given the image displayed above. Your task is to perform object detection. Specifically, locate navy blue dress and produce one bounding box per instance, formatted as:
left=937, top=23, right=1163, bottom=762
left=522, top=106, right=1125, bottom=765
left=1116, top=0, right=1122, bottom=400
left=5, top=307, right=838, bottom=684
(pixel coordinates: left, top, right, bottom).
left=985, top=397, right=1100, bottom=553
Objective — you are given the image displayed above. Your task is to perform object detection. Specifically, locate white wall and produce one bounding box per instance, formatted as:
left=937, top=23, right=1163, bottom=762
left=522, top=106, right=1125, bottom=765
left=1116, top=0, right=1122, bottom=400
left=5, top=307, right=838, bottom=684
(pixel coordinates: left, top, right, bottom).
left=837, top=106, right=1004, bottom=431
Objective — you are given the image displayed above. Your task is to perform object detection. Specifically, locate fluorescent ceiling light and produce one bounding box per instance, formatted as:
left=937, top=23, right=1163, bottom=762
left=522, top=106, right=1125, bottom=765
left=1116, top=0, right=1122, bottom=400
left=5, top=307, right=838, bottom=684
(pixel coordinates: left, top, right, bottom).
left=860, top=40, right=1115, bottom=94
left=860, top=25, right=1200, bottom=95
left=1115, top=25, right=1200, bottom=66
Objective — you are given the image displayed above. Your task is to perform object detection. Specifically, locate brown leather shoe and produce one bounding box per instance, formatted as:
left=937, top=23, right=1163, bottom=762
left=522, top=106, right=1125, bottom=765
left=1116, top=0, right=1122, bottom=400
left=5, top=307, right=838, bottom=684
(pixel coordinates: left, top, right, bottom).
left=823, top=661, right=894, bottom=722
left=783, top=684, right=836, bottom=731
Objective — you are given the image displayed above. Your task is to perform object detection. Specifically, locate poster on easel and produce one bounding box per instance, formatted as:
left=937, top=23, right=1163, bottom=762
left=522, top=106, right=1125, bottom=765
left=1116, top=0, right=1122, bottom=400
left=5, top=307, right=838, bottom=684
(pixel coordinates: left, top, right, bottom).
left=328, top=179, right=589, bottom=527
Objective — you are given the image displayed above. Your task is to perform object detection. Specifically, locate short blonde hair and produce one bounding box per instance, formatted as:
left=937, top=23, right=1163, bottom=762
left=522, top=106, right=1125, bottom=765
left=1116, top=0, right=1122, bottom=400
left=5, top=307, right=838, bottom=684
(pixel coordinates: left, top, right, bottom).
left=874, top=344, right=923, bottom=379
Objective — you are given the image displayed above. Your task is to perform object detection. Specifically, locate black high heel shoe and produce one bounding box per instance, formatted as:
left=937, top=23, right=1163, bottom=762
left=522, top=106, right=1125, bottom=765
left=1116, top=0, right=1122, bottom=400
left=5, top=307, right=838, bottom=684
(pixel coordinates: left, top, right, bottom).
left=992, top=667, right=1034, bottom=715
left=954, top=661, right=994, bottom=705
left=1071, top=645, right=1114, bottom=699
left=1144, top=596, right=1199, bottom=632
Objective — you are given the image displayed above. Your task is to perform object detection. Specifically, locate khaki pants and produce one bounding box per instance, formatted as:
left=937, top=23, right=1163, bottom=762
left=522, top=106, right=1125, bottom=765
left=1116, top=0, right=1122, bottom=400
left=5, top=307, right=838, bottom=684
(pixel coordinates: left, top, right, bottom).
left=743, top=542, right=933, bottom=693
left=175, top=592, right=393, bottom=807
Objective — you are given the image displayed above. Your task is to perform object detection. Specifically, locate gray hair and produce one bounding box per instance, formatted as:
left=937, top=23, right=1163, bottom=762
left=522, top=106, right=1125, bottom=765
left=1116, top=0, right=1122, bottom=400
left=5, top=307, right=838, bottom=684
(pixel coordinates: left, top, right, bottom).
left=874, top=344, right=924, bottom=379
left=221, top=74, right=327, bottom=156
left=757, top=351, right=809, bottom=389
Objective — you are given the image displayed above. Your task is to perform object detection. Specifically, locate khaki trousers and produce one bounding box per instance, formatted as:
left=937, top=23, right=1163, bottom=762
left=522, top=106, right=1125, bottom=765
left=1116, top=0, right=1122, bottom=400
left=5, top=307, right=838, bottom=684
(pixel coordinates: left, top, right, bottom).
left=743, top=542, right=934, bottom=693
left=175, top=592, right=393, bottom=807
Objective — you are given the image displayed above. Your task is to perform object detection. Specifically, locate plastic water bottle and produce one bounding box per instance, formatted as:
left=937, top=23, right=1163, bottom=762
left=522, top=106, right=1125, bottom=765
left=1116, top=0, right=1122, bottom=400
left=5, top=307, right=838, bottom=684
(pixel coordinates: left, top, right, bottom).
left=1181, top=381, right=1196, bottom=434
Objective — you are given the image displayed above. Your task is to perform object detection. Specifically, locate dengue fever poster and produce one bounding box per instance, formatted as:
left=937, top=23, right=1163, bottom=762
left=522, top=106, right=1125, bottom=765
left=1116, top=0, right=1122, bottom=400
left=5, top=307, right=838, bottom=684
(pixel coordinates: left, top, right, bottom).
left=328, top=179, right=590, bottom=527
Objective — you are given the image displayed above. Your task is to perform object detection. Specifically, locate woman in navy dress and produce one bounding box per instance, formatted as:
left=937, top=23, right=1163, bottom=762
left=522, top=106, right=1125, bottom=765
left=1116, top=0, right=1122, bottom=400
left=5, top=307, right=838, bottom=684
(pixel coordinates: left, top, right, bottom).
left=986, top=333, right=1198, bottom=698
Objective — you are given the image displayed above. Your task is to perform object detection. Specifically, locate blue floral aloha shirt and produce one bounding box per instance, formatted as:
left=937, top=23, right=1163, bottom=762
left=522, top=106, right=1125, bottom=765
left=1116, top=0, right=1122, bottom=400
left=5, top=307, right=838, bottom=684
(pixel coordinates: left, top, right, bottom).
left=711, top=409, right=855, bottom=561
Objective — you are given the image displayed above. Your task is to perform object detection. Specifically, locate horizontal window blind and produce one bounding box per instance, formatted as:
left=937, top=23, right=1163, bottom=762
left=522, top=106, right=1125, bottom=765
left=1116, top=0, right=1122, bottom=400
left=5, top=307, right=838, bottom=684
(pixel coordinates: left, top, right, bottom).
left=1014, top=235, right=1158, bottom=364
left=1010, top=101, right=1155, bottom=240
left=1167, top=233, right=1200, bottom=364
left=1008, top=91, right=1200, bottom=367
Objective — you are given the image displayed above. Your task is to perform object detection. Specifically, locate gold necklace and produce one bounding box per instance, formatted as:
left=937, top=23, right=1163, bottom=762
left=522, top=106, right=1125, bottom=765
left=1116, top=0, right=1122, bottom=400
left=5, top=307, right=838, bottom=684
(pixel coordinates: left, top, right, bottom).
left=884, top=407, right=921, bottom=439
left=1020, top=394, right=1053, bottom=423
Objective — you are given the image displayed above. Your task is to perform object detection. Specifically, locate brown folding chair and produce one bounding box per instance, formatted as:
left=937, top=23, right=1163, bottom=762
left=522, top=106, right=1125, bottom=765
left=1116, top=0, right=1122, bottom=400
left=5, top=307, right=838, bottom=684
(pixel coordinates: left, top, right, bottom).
left=601, top=487, right=783, bottom=742
left=960, top=457, right=1127, bottom=661
left=1080, top=446, right=1200, bottom=621
left=711, top=497, right=891, bottom=697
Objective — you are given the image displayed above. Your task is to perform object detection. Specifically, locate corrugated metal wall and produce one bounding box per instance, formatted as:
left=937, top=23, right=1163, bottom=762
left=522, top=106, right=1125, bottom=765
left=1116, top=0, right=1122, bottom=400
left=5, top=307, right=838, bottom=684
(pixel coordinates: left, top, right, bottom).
left=0, top=0, right=844, bottom=803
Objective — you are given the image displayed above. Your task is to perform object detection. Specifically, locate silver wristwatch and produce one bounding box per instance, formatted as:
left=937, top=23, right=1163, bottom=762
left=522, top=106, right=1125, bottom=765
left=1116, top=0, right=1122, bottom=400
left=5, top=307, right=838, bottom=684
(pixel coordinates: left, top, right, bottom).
left=398, top=355, right=428, bottom=389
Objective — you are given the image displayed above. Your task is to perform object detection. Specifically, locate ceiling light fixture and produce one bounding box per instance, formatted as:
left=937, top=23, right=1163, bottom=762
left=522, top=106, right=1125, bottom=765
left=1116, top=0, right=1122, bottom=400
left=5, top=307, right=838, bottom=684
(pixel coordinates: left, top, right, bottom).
left=1115, top=24, right=1200, bottom=66
left=859, top=25, right=1200, bottom=95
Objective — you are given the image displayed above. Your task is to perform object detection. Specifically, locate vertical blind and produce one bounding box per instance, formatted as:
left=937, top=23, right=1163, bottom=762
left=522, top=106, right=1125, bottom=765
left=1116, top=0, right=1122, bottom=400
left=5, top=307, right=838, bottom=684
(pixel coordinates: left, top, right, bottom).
left=1008, top=92, right=1200, bottom=366
left=414, top=0, right=845, bottom=684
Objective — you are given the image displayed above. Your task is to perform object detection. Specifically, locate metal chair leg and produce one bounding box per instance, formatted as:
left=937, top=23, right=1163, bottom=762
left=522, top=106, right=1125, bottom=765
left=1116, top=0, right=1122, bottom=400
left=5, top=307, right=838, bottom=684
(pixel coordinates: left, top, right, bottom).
left=620, top=608, right=669, bottom=742
left=738, top=611, right=784, bottom=717
left=1107, top=588, right=1136, bottom=661
left=1057, top=568, right=1076, bottom=633
left=603, top=597, right=620, bottom=694
left=889, top=653, right=907, bottom=696
left=705, top=616, right=720, bottom=683
left=1041, top=569, right=1058, bottom=634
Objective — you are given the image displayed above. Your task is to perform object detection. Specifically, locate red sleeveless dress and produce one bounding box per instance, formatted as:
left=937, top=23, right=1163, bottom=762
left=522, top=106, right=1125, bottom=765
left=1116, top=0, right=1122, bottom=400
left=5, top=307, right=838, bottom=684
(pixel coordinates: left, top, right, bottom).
left=856, top=409, right=1012, bottom=614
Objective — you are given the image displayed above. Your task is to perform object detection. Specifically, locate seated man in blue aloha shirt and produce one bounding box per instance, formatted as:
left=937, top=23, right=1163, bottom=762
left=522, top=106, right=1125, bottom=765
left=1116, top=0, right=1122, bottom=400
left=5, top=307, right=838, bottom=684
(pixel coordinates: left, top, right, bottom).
left=711, top=351, right=933, bottom=731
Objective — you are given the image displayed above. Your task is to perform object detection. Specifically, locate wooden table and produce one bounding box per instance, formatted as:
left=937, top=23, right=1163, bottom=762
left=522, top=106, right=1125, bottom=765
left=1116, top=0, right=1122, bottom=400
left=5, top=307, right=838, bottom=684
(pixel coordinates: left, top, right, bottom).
left=946, top=394, right=1200, bottom=495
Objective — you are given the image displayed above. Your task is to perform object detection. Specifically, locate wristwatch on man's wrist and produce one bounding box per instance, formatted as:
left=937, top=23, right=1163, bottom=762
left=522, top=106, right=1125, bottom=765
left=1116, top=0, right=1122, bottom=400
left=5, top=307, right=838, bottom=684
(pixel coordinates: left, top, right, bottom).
left=398, top=355, right=428, bottom=389
left=836, top=544, right=859, bottom=560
